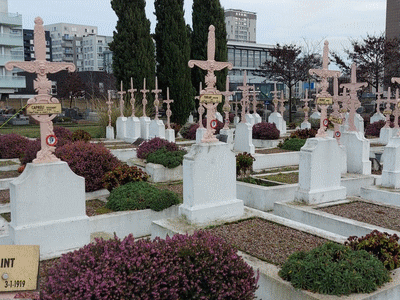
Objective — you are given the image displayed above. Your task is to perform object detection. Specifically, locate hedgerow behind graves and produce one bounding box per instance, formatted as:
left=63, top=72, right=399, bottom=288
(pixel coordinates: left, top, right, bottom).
left=41, top=231, right=259, bottom=299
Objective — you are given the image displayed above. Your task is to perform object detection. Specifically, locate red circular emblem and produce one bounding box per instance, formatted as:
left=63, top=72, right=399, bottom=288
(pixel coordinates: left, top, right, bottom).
left=335, top=131, right=341, bottom=138
left=323, top=119, right=329, bottom=127
left=210, top=119, right=218, bottom=129
left=45, top=135, right=58, bottom=147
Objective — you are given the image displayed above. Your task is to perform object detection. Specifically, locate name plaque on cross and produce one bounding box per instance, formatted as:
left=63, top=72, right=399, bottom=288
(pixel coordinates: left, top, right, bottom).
left=26, top=103, right=62, bottom=115
left=200, top=94, right=223, bottom=103
left=316, top=97, right=333, bottom=105
left=5, top=17, right=75, bottom=163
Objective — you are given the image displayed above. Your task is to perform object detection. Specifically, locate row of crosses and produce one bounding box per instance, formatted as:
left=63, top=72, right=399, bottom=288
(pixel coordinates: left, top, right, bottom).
left=106, top=77, right=174, bottom=130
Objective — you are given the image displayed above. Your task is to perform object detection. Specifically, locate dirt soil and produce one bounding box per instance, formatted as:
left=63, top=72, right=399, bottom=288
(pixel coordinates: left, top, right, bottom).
left=255, top=148, right=294, bottom=154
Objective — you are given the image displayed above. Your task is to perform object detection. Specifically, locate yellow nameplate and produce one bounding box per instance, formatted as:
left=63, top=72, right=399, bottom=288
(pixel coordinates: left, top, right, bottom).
left=27, top=103, right=62, bottom=115
left=0, top=245, right=39, bottom=292
left=329, top=116, right=344, bottom=125
left=316, top=97, right=333, bottom=105
left=200, top=94, right=223, bottom=103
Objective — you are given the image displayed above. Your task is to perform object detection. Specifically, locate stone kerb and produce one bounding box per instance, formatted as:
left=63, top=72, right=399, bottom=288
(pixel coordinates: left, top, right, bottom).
left=146, top=163, right=183, bottom=183
left=9, top=161, right=90, bottom=256
left=295, top=137, right=346, bottom=204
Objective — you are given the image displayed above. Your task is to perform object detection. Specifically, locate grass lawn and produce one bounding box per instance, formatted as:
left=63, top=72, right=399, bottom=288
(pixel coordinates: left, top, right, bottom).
left=0, top=124, right=104, bottom=138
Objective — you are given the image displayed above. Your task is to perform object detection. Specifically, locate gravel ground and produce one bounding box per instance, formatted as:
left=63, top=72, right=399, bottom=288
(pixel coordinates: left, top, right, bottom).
left=207, top=217, right=328, bottom=266
left=318, top=199, right=400, bottom=232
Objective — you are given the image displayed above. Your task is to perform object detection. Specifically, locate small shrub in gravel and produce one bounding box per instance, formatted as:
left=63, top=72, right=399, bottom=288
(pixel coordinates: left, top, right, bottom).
left=278, top=138, right=306, bottom=151
left=279, top=242, right=390, bottom=296
left=106, top=181, right=180, bottom=212
left=345, top=230, right=400, bottom=271
left=365, top=120, right=389, bottom=137
left=0, top=133, right=30, bottom=159
left=236, top=152, right=255, bottom=178
left=146, top=148, right=187, bottom=168
left=71, top=129, right=91, bottom=142
left=102, top=164, right=149, bottom=192
left=252, top=122, right=280, bottom=140
left=41, top=231, right=258, bottom=300
left=136, top=137, right=179, bottom=159
left=56, top=141, right=121, bottom=192
left=289, top=128, right=317, bottom=139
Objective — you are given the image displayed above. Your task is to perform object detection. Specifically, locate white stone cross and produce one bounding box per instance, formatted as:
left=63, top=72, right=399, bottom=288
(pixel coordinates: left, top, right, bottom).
left=340, top=63, right=367, bottom=132
left=220, top=75, right=234, bottom=130
left=106, top=90, right=114, bottom=127
left=309, top=40, right=341, bottom=137
left=128, top=77, right=137, bottom=117
left=237, top=71, right=252, bottom=123
left=163, top=87, right=174, bottom=129
left=118, top=81, right=126, bottom=118
left=140, top=78, right=149, bottom=117
left=5, top=17, right=75, bottom=164
left=152, top=77, right=162, bottom=120
left=271, top=82, right=280, bottom=113
left=188, top=25, right=233, bottom=142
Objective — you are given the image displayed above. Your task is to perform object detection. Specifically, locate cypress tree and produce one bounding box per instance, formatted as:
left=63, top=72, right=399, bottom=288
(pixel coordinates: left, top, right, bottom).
left=191, top=0, right=228, bottom=97
left=154, top=0, right=195, bottom=125
left=109, top=0, right=155, bottom=107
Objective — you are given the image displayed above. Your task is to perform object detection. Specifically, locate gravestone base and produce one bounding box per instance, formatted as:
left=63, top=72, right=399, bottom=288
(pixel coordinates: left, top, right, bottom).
left=245, top=114, right=255, bottom=126
left=9, top=162, right=89, bottom=257
left=220, top=128, right=234, bottom=149
left=188, top=114, right=194, bottom=123
left=253, top=113, right=262, bottom=124
left=234, top=116, right=240, bottom=126
left=340, top=113, right=364, bottom=133
left=341, top=131, right=371, bottom=175
left=233, top=122, right=255, bottom=154
left=106, top=126, right=115, bottom=140
left=294, top=137, right=346, bottom=204
left=125, top=116, right=141, bottom=143
left=196, top=127, right=207, bottom=144
left=370, top=112, right=385, bottom=124
left=165, top=128, right=175, bottom=143
left=116, top=116, right=127, bottom=139
left=140, top=116, right=151, bottom=140
left=382, top=136, right=400, bottom=188
left=300, top=121, right=311, bottom=129
left=215, top=112, right=224, bottom=123
left=380, top=127, right=400, bottom=145
left=310, top=112, right=321, bottom=120
left=149, top=119, right=166, bottom=139
left=179, top=142, right=244, bottom=224
left=268, top=112, right=286, bottom=135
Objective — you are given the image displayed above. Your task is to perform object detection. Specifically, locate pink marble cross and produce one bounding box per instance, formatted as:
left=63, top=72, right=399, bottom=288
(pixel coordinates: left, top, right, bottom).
left=374, top=89, right=383, bottom=115
left=220, top=75, right=234, bottom=130
left=152, top=77, right=162, bottom=120
left=163, top=87, right=174, bottom=129
left=237, top=71, right=252, bottom=123
left=331, top=76, right=344, bottom=143
left=309, top=40, right=341, bottom=137
left=340, top=63, right=367, bottom=132
left=251, top=85, right=261, bottom=114
left=5, top=17, right=75, bottom=164
left=301, top=89, right=311, bottom=123
left=270, top=82, right=280, bottom=113
left=188, top=25, right=233, bottom=142
left=383, top=87, right=393, bottom=128
left=106, top=90, right=114, bottom=127
left=128, top=77, right=137, bottom=117
left=140, top=78, right=149, bottom=117
left=278, top=91, right=287, bottom=117
left=195, top=82, right=205, bottom=128
left=118, top=81, right=126, bottom=118
left=391, top=78, right=400, bottom=130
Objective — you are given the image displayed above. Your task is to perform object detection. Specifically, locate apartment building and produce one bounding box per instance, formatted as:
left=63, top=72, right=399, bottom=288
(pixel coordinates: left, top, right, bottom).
left=75, top=34, right=113, bottom=72
left=225, top=9, right=257, bottom=43
left=23, top=29, right=52, bottom=61
left=386, top=0, right=400, bottom=40
left=0, top=0, right=25, bottom=100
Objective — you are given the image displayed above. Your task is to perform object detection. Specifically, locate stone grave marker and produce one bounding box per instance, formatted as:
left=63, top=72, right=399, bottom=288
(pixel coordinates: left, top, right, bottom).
left=116, top=81, right=128, bottom=139
left=149, top=77, right=166, bottom=139
left=220, top=75, right=235, bottom=147
left=268, top=81, right=286, bottom=134
left=125, top=77, right=141, bottom=143
left=370, top=89, right=385, bottom=124
left=164, top=87, right=175, bottom=142
left=139, top=78, right=151, bottom=140
left=195, top=82, right=207, bottom=143
left=250, top=85, right=262, bottom=124
left=106, top=90, right=115, bottom=139
left=300, top=89, right=311, bottom=129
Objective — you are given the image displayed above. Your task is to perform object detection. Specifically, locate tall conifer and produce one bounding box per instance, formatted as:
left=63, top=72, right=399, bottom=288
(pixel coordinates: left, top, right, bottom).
left=109, top=0, right=155, bottom=106
left=154, top=0, right=195, bottom=125
left=191, top=0, right=228, bottom=96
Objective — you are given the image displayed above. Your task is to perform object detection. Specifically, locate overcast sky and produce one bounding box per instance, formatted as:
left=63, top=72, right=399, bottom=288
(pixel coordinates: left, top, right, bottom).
left=8, top=0, right=386, bottom=56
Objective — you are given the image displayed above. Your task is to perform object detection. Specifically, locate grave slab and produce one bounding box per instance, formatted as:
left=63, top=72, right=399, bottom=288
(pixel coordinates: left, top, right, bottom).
left=245, top=113, right=255, bottom=126
left=300, top=121, right=311, bottom=129
left=310, top=111, right=321, bottom=119
left=149, top=119, right=165, bottom=139
left=196, top=127, right=207, bottom=144
left=382, top=136, right=400, bottom=188
left=294, top=137, right=346, bottom=204
left=233, top=122, right=255, bottom=154
left=253, top=113, right=262, bottom=124
left=370, top=112, right=385, bottom=124
left=125, top=116, right=140, bottom=142
left=140, top=116, right=151, bottom=140
left=165, top=128, right=175, bottom=143
left=268, top=112, right=286, bottom=135
left=341, top=131, right=371, bottom=175
left=116, top=116, right=127, bottom=139
left=179, top=142, right=244, bottom=224
left=380, top=127, right=400, bottom=145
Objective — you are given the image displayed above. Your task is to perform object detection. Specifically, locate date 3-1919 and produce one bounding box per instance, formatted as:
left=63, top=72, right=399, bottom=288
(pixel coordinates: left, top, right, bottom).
left=5, top=280, right=26, bottom=288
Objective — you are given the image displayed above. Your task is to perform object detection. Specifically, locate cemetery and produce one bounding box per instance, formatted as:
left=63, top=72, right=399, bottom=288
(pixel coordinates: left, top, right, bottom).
left=2, top=13, right=400, bottom=300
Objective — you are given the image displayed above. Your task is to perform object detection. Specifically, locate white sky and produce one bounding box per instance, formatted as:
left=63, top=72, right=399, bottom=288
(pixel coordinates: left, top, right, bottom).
left=8, top=0, right=386, bottom=56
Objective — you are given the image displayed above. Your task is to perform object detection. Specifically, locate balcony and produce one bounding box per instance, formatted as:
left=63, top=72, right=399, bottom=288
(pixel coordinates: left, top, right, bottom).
left=0, top=13, right=22, bottom=27
left=0, top=33, right=23, bottom=47
left=0, top=54, right=24, bottom=66
left=0, top=75, right=26, bottom=89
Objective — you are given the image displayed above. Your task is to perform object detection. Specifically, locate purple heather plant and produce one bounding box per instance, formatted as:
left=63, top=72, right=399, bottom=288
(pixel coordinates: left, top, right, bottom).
left=41, top=231, right=258, bottom=300
left=55, top=141, right=121, bottom=192
left=0, top=133, right=30, bottom=159
left=252, top=122, right=280, bottom=140
left=136, top=137, right=180, bottom=159
left=53, top=126, right=73, bottom=146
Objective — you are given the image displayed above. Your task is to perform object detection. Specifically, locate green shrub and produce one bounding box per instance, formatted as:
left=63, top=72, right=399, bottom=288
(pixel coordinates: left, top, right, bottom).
left=106, top=181, right=180, bottom=212
left=72, top=129, right=92, bottom=142
left=236, top=152, right=255, bottom=178
left=279, top=242, right=390, bottom=296
left=146, top=148, right=186, bottom=168
left=102, top=164, right=149, bottom=192
left=345, top=230, right=400, bottom=271
left=278, top=138, right=306, bottom=151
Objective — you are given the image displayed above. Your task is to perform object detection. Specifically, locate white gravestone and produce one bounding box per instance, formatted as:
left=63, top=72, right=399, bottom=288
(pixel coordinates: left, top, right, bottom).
left=341, top=131, right=371, bottom=175
left=245, top=113, right=255, bottom=126
left=215, top=111, right=223, bottom=123
left=149, top=120, right=165, bottom=139
left=180, top=142, right=244, bottom=224
left=381, top=136, right=400, bottom=188
left=295, top=138, right=346, bottom=204
left=106, top=126, right=115, bottom=140
left=116, top=117, right=128, bottom=139
left=125, top=117, right=141, bottom=143
left=233, top=122, right=255, bottom=154
left=268, top=112, right=286, bottom=135
left=370, top=112, right=385, bottom=124
left=140, top=78, right=151, bottom=140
